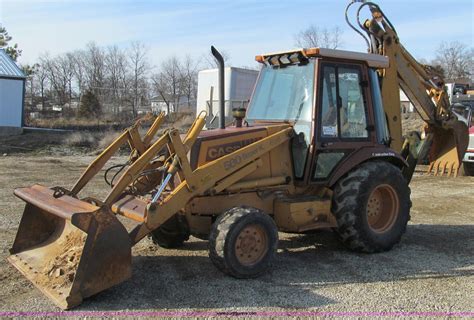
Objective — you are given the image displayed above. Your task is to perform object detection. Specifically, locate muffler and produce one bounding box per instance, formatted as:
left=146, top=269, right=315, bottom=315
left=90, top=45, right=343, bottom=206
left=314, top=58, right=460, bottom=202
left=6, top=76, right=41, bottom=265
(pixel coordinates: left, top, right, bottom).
left=8, top=184, right=131, bottom=309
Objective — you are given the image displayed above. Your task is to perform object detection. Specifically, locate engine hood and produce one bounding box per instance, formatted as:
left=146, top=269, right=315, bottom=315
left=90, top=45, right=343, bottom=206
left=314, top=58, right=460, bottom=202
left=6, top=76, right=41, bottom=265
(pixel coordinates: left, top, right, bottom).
left=190, top=124, right=290, bottom=169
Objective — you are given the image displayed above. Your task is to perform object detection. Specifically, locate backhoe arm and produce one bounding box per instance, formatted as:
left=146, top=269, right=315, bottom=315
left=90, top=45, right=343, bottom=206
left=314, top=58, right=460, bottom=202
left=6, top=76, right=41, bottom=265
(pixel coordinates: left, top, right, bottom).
left=346, top=1, right=469, bottom=177
left=363, top=5, right=453, bottom=126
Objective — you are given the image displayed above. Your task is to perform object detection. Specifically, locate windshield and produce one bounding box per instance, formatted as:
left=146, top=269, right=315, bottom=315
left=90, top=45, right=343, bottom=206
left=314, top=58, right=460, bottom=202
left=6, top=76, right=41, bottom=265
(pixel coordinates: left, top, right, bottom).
left=247, top=61, right=315, bottom=179
left=247, top=61, right=315, bottom=122
left=452, top=102, right=474, bottom=127
left=453, top=84, right=467, bottom=95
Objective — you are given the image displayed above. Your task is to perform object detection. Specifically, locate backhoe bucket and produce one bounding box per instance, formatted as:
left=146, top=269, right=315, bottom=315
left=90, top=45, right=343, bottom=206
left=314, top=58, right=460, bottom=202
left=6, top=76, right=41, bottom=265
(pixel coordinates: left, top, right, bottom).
left=428, top=120, right=469, bottom=176
left=8, top=184, right=131, bottom=309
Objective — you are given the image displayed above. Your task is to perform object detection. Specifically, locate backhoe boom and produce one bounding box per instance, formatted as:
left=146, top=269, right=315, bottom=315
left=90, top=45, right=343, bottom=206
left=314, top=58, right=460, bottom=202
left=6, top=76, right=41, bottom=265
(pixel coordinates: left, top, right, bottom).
left=347, top=1, right=469, bottom=177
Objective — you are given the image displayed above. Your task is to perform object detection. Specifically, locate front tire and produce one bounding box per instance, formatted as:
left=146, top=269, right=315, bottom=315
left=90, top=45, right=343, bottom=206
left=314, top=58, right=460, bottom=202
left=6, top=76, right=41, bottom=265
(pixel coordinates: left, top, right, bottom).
left=332, top=161, right=410, bottom=253
left=150, top=214, right=190, bottom=248
left=208, top=206, right=278, bottom=278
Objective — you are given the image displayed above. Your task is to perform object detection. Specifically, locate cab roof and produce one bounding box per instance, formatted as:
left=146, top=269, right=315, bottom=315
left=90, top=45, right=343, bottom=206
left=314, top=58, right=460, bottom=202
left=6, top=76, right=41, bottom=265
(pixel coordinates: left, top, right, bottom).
left=256, top=47, right=389, bottom=69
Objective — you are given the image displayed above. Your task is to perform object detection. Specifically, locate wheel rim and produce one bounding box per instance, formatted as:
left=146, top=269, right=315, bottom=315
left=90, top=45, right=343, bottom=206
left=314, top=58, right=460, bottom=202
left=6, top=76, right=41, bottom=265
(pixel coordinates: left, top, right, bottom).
left=235, top=224, right=268, bottom=266
left=366, top=184, right=399, bottom=233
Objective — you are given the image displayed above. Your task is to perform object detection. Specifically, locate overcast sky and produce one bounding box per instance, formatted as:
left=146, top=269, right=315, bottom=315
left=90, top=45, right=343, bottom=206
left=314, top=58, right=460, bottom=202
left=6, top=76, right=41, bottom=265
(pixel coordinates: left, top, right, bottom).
left=1, top=0, right=472, bottom=68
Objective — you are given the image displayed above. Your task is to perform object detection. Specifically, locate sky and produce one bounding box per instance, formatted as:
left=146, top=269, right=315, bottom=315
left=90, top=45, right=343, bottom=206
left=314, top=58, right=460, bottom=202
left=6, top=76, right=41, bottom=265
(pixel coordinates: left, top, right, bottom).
left=0, top=0, right=473, bottom=69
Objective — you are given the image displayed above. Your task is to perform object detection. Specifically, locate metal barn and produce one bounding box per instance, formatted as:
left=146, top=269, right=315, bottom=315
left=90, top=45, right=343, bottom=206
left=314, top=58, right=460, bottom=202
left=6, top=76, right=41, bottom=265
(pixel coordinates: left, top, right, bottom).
left=0, top=49, right=26, bottom=135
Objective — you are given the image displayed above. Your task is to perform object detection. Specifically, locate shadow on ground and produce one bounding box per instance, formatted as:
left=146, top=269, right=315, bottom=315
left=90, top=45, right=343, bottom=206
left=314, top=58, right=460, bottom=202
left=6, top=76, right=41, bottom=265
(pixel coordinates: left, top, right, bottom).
left=76, top=224, right=474, bottom=311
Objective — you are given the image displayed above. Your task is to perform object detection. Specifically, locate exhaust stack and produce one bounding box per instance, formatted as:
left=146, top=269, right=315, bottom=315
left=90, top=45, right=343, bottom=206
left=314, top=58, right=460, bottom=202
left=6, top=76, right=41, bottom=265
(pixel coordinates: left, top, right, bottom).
left=211, top=46, right=225, bottom=129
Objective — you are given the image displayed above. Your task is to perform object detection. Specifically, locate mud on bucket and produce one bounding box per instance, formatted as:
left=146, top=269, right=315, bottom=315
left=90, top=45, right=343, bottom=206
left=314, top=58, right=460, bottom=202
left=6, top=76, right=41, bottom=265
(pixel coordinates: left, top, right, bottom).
left=8, top=184, right=131, bottom=309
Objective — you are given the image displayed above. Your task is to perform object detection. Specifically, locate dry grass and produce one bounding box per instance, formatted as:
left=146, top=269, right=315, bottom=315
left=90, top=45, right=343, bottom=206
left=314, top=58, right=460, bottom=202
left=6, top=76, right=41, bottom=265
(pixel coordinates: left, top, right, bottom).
left=98, top=130, right=122, bottom=150
left=64, top=132, right=98, bottom=148
left=63, top=131, right=131, bottom=154
left=169, top=113, right=195, bottom=133
left=402, top=112, right=425, bottom=137
left=28, top=118, right=108, bottom=129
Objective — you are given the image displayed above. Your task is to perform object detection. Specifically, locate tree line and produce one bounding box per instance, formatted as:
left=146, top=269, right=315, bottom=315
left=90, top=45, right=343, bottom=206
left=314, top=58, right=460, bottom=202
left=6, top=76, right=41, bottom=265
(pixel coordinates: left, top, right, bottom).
left=294, top=25, right=473, bottom=82
left=21, top=41, right=211, bottom=120
left=1, top=24, right=472, bottom=123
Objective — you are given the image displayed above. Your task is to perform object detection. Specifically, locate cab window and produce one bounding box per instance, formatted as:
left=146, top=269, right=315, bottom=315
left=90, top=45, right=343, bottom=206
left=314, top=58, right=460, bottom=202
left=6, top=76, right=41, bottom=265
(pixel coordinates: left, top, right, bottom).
left=320, top=64, right=369, bottom=139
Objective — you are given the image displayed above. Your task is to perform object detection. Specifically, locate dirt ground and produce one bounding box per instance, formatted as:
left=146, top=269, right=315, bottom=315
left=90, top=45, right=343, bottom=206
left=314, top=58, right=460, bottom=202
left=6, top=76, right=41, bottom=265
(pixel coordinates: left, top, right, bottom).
left=0, top=154, right=472, bottom=316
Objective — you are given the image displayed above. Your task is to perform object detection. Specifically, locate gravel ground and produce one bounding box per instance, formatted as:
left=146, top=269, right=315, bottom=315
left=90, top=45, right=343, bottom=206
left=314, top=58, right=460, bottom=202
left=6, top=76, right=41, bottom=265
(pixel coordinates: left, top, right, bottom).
left=0, top=155, right=472, bottom=316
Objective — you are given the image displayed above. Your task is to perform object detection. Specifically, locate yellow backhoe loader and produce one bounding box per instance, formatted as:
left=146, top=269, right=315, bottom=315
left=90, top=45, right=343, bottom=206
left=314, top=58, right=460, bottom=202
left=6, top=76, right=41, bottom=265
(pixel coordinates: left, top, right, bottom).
left=8, top=1, right=469, bottom=309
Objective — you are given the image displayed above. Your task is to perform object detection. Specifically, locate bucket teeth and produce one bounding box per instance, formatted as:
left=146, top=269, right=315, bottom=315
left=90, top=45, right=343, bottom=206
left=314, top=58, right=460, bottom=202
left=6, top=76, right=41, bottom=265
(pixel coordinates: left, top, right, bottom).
left=446, top=163, right=453, bottom=177
left=426, top=122, right=468, bottom=178
left=427, top=162, right=434, bottom=174
left=427, top=159, right=460, bottom=177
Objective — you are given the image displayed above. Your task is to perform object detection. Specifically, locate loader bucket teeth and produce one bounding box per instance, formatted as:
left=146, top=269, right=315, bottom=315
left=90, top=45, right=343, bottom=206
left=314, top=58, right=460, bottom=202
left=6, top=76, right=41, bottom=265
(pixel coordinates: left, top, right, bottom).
left=446, top=162, right=454, bottom=177
left=8, top=184, right=131, bottom=309
left=427, top=123, right=468, bottom=177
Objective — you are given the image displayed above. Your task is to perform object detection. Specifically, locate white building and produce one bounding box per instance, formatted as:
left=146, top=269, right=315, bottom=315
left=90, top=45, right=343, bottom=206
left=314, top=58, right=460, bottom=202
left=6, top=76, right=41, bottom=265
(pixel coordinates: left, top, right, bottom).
left=0, top=50, right=26, bottom=135
left=400, top=89, right=415, bottom=113
left=196, top=67, right=259, bottom=127
left=150, top=97, right=174, bottom=115
left=150, top=96, right=195, bottom=115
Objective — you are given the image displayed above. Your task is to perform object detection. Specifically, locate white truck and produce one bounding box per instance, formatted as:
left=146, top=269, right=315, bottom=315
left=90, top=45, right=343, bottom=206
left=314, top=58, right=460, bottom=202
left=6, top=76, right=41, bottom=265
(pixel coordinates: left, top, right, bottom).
left=452, top=96, right=474, bottom=175
left=461, top=105, right=474, bottom=176
left=446, top=82, right=470, bottom=101
left=463, top=125, right=474, bottom=175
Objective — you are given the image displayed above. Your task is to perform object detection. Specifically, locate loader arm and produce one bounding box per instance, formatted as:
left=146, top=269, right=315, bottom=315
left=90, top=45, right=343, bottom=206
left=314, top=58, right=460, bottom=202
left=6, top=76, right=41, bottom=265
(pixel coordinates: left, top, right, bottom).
left=71, top=112, right=166, bottom=196
left=346, top=1, right=469, bottom=178
left=129, top=125, right=293, bottom=244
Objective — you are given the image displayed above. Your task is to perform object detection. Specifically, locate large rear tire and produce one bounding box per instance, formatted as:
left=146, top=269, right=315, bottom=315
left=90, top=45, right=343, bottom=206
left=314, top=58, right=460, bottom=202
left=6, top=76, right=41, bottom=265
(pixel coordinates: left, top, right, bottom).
left=332, top=161, right=411, bottom=253
left=208, top=206, right=278, bottom=278
left=150, top=215, right=190, bottom=249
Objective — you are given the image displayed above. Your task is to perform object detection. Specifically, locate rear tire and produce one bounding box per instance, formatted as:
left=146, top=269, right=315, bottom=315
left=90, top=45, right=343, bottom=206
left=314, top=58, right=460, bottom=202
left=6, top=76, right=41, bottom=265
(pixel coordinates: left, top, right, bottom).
left=150, top=215, right=190, bottom=249
left=208, top=206, right=278, bottom=278
left=332, top=161, right=411, bottom=253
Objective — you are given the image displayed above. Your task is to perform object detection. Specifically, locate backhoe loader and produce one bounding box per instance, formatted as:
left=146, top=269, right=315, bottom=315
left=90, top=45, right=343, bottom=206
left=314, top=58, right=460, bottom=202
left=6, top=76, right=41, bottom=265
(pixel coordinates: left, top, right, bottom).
left=8, top=1, right=469, bottom=309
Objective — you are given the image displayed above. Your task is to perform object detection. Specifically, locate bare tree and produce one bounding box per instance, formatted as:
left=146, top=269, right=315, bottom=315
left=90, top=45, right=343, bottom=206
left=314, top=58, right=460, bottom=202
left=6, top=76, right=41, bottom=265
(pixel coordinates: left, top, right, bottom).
left=84, top=42, right=106, bottom=98
left=21, top=64, right=37, bottom=109
left=106, top=45, right=129, bottom=114
left=433, top=41, right=473, bottom=81
left=153, top=56, right=183, bottom=114
left=70, top=50, right=86, bottom=102
left=42, top=54, right=70, bottom=106
left=294, top=26, right=343, bottom=49
left=24, top=42, right=202, bottom=121
left=34, top=61, right=48, bottom=109
left=128, top=41, right=150, bottom=116
left=151, top=72, right=172, bottom=115
left=61, top=53, right=76, bottom=107
left=179, top=55, right=198, bottom=108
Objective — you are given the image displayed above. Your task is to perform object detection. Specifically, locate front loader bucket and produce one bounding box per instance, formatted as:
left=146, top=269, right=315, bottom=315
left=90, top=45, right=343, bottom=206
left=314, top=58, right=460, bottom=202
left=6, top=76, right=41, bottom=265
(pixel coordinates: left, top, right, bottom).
left=428, top=120, right=469, bottom=176
left=8, top=184, right=131, bottom=309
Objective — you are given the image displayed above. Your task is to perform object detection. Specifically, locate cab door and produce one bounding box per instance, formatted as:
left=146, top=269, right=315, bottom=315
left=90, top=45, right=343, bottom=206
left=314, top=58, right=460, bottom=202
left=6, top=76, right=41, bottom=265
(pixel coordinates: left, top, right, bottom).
left=310, top=61, right=376, bottom=183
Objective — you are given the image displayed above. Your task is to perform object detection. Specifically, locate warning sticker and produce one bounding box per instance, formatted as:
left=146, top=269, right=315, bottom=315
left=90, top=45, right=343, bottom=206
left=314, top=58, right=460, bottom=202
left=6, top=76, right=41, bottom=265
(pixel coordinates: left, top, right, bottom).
left=322, top=126, right=337, bottom=137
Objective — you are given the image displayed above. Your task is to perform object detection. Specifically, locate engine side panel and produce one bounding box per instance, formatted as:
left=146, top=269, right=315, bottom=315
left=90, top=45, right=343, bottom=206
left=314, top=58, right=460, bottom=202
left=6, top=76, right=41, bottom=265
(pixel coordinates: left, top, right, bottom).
left=190, top=125, right=293, bottom=182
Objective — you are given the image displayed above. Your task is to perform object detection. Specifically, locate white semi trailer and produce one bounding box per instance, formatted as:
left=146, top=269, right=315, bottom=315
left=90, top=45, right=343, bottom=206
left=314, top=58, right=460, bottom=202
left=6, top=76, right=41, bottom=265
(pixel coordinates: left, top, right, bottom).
left=196, top=67, right=258, bottom=128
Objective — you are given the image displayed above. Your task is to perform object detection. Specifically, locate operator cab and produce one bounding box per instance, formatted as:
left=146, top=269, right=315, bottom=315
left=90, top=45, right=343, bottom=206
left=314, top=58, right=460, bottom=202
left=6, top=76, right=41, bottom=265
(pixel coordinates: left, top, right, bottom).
left=246, top=48, right=391, bottom=185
